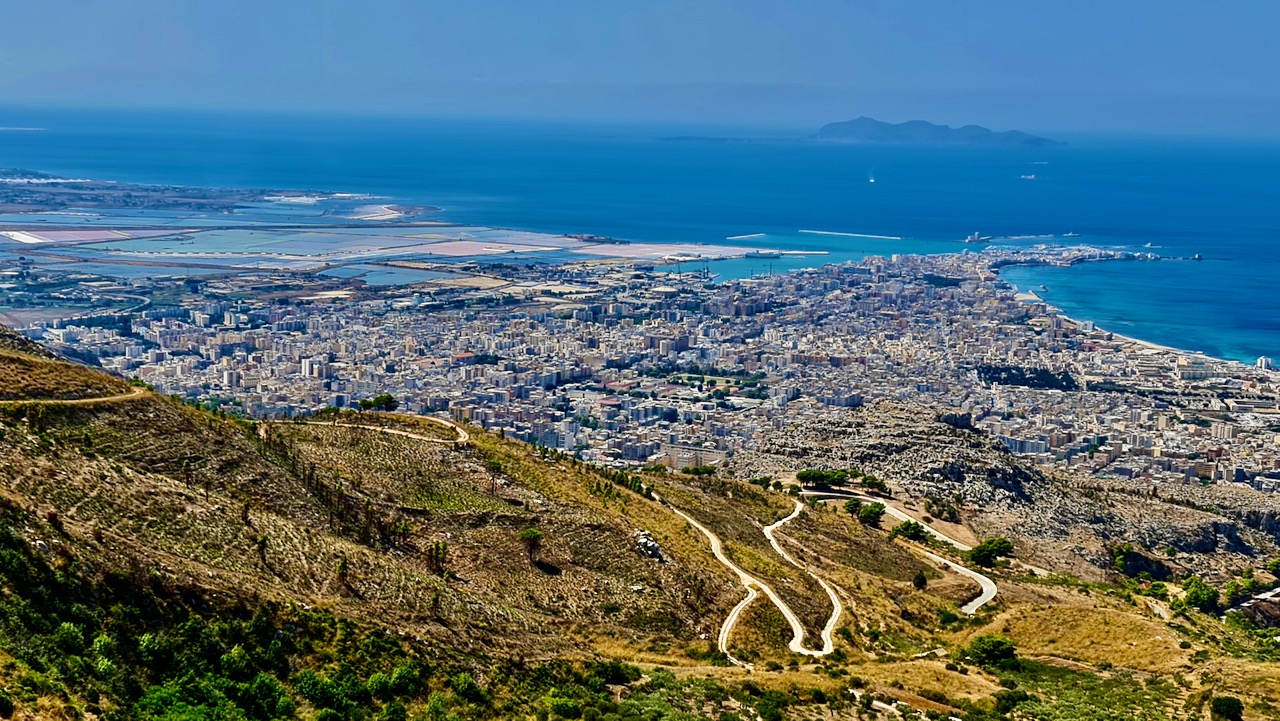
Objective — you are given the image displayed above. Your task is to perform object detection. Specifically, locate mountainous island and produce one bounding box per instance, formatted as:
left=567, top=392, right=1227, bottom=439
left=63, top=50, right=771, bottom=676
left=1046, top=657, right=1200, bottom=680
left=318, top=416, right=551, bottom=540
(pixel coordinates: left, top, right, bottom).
left=815, top=117, right=1063, bottom=147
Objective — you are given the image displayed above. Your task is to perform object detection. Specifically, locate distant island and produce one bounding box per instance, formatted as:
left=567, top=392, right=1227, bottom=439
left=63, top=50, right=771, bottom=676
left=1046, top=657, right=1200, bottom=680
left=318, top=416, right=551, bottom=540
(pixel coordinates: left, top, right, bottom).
left=661, top=117, right=1063, bottom=147
left=816, top=116, right=1063, bottom=147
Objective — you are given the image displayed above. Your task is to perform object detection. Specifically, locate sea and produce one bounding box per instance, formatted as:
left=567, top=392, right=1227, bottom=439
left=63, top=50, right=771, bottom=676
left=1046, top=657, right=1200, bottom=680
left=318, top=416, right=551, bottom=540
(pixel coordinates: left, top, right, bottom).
left=1, top=108, right=1277, bottom=364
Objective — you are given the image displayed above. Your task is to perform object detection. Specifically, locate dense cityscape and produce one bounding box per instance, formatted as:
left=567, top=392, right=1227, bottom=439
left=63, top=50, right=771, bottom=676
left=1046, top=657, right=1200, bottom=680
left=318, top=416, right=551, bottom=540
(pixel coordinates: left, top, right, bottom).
left=16, top=244, right=1279, bottom=494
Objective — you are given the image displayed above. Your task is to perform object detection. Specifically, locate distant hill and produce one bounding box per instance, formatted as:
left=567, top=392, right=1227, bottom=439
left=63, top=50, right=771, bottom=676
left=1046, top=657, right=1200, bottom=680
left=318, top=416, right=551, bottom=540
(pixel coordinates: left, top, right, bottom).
left=816, top=116, right=1063, bottom=147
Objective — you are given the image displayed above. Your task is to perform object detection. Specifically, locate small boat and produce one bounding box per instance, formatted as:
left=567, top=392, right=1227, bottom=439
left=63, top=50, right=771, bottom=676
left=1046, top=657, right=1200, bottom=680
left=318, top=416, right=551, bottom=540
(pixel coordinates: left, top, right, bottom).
left=1064, top=232, right=1081, bottom=238
left=1193, top=253, right=1203, bottom=261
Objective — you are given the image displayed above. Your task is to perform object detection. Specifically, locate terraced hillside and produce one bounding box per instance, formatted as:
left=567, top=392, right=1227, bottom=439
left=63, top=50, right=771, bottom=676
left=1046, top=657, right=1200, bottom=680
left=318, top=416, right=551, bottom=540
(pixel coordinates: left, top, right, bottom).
left=1, top=333, right=1279, bottom=720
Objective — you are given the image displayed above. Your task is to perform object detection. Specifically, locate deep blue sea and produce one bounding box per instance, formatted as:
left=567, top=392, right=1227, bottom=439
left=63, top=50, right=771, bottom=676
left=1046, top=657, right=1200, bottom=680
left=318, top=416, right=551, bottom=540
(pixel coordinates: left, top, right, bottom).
left=1, top=108, right=1277, bottom=363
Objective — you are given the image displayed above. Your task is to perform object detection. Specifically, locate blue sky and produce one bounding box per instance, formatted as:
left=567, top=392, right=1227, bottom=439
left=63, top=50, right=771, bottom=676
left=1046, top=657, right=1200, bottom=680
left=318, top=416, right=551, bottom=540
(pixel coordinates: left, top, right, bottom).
left=2, top=0, right=1277, bottom=135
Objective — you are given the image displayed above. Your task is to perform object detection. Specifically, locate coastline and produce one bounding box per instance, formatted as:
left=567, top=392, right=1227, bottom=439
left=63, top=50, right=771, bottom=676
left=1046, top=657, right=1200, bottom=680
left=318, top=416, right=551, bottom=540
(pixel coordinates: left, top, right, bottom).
left=1004, top=277, right=1245, bottom=369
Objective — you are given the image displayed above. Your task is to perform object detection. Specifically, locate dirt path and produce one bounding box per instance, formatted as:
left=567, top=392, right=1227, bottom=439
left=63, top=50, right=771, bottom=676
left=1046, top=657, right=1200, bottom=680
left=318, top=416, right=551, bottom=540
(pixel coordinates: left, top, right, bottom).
left=0, top=384, right=148, bottom=406
left=657, top=496, right=762, bottom=668
left=762, top=500, right=843, bottom=655
left=284, top=414, right=469, bottom=444
left=657, top=493, right=843, bottom=667
left=801, top=490, right=999, bottom=614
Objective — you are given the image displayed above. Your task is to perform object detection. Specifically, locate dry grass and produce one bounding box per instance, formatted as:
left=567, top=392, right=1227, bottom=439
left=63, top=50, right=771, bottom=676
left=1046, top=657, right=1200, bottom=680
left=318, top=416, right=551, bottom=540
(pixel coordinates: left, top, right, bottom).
left=0, top=349, right=129, bottom=400
left=4, top=342, right=1280, bottom=718
left=965, top=604, right=1189, bottom=673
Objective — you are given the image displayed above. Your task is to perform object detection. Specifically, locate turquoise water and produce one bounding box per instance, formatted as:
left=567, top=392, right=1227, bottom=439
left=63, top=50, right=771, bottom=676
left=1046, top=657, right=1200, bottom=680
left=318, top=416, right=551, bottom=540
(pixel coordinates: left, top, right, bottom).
left=0, top=109, right=1277, bottom=362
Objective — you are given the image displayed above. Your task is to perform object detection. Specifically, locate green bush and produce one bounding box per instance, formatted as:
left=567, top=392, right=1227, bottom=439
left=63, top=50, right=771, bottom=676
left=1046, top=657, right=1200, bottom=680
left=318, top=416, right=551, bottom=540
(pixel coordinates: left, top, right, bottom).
left=994, top=688, right=1032, bottom=713
left=857, top=503, right=886, bottom=527
left=1183, top=577, right=1221, bottom=614
left=1210, top=696, right=1244, bottom=721
left=968, top=634, right=1017, bottom=667
left=968, top=537, right=1014, bottom=567
left=451, top=672, right=486, bottom=703
left=890, top=520, right=928, bottom=542
left=380, top=700, right=408, bottom=721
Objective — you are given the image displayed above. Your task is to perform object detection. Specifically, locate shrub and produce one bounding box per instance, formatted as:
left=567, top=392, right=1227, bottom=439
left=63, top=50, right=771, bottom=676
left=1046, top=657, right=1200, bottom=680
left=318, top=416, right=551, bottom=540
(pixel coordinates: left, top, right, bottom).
left=451, top=672, right=485, bottom=703
left=1183, top=576, right=1220, bottom=614
left=857, top=503, right=886, bottom=527
left=547, top=695, right=581, bottom=718
left=380, top=701, right=408, bottom=721
left=968, top=537, right=1014, bottom=567
left=890, top=520, right=929, bottom=542
left=0, top=688, right=12, bottom=717
left=1210, top=696, right=1244, bottom=721
left=366, top=672, right=393, bottom=700
left=994, top=688, right=1032, bottom=714
left=589, top=660, right=641, bottom=685
left=54, top=622, right=86, bottom=653
left=518, top=528, right=544, bottom=562
left=968, top=634, right=1017, bottom=667
left=296, top=669, right=345, bottom=710
left=389, top=663, right=420, bottom=695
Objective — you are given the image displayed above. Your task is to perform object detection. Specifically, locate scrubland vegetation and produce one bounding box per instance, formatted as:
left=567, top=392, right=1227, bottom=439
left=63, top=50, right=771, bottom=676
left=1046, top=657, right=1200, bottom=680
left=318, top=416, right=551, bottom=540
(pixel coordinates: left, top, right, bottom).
left=0, top=332, right=1278, bottom=719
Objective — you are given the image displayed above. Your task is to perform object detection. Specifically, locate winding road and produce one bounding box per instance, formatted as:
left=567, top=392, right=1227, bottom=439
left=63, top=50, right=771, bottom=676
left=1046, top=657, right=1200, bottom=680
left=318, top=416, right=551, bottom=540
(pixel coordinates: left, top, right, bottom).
left=762, top=500, right=843, bottom=655
left=801, top=490, right=998, bottom=615
left=659, top=494, right=842, bottom=666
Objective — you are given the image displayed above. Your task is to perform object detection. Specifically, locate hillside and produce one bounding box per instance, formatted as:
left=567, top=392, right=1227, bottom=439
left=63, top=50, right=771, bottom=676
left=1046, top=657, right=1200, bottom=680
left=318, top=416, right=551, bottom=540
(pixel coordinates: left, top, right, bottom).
left=816, top=117, right=1063, bottom=147
left=0, top=334, right=1278, bottom=720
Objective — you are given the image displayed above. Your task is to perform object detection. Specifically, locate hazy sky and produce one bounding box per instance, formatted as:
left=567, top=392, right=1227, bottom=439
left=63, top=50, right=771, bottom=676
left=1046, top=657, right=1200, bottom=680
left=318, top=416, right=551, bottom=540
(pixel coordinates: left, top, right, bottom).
left=3, top=0, right=1278, bottom=135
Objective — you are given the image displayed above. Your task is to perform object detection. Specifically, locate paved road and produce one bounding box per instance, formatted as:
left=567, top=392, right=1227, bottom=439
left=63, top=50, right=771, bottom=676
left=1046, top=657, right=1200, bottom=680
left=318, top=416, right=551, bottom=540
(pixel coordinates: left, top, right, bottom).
left=802, top=490, right=998, bottom=614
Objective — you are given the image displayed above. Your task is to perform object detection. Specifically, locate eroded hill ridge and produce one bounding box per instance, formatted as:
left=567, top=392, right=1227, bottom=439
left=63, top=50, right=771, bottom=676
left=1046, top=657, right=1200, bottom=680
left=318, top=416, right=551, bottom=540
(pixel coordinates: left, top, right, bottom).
left=0, top=328, right=1278, bottom=720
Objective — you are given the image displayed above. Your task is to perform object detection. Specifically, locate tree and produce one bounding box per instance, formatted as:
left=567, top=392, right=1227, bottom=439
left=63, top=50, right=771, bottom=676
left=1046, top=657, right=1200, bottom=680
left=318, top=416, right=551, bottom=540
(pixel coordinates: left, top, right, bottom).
left=518, top=528, right=544, bottom=563
left=857, top=502, right=886, bottom=527
left=890, top=520, right=928, bottom=542
left=912, top=570, right=928, bottom=590
left=369, top=393, right=399, bottom=412
left=426, top=541, right=448, bottom=575
left=860, top=476, right=889, bottom=495
left=254, top=534, right=269, bottom=565
left=843, top=498, right=862, bottom=515
left=968, top=634, right=1017, bottom=667
left=336, top=554, right=350, bottom=587
left=968, top=537, right=1015, bottom=567
left=1183, top=576, right=1221, bottom=614
left=1210, top=696, right=1244, bottom=721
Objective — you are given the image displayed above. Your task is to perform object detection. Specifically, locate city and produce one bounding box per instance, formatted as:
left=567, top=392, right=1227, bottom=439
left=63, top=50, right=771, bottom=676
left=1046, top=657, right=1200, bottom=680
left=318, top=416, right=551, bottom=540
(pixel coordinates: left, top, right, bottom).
left=17, top=244, right=1279, bottom=494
